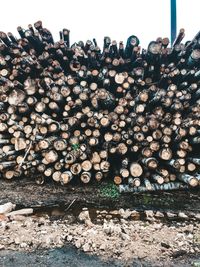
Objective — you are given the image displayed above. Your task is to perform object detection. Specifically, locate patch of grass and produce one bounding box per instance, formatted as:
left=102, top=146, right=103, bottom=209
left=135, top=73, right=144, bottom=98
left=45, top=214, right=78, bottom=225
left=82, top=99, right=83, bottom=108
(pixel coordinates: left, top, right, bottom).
left=99, top=182, right=120, bottom=199
left=72, top=144, right=79, bottom=150
left=142, top=194, right=152, bottom=205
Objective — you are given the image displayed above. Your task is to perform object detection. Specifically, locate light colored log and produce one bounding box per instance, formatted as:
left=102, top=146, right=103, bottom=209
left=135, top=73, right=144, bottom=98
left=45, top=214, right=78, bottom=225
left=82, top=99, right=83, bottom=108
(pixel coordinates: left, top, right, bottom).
left=52, top=171, right=61, bottom=182
left=0, top=202, right=16, bottom=214
left=70, top=163, right=82, bottom=175
left=44, top=150, right=58, bottom=164
left=60, top=171, right=73, bottom=185
left=129, top=162, right=143, bottom=177
left=178, top=173, right=198, bottom=187
left=159, top=147, right=172, bottom=160
left=6, top=208, right=33, bottom=216
left=80, top=171, right=91, bottom=183
left=81, top=160, right=92, bottom=172
left=8, top=89, right=25, bottom=105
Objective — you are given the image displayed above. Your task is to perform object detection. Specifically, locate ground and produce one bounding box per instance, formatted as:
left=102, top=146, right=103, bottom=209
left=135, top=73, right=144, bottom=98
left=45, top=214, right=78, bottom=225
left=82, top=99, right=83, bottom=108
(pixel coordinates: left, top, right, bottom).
left=0, top=179, right=200, bottom=267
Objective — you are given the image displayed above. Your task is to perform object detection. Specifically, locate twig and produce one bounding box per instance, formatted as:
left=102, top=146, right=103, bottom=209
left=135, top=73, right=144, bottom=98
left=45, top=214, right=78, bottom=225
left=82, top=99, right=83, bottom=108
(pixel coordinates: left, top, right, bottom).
left=19, top=140, right=33, bottom=168
left=64, top=198, right=77, bottom=212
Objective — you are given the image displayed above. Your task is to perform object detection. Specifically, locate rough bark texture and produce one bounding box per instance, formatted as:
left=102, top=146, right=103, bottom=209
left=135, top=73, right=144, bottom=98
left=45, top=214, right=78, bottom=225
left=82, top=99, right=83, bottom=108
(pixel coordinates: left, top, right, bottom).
left=0, top=22, right=200, bottom=192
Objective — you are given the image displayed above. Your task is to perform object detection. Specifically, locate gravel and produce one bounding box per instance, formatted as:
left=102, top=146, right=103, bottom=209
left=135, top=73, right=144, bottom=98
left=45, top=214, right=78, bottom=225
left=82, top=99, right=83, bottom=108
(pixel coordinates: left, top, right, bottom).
left=0, top=207, right=199, bottom=266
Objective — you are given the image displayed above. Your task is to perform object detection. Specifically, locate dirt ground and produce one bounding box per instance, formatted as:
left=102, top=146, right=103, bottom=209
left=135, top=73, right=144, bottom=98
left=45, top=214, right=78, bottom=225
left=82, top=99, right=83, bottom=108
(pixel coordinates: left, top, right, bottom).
left=0, top=179, right=200, bottom=212
left=0, top=209, right=200, bottom=266
left=0, top=179, right=200, bottom=266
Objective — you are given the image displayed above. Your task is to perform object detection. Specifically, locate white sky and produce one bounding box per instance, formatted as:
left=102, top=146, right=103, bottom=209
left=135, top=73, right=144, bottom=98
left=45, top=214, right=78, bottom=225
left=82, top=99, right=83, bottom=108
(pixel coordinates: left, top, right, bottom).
left=0, top=0, right=199, bottom=49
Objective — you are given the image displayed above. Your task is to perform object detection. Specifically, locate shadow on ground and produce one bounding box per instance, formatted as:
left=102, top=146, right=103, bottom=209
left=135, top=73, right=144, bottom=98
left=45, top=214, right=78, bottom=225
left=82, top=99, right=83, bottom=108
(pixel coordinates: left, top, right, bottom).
left=0, top=245, right=199, bottom=267
left=0, top=245, right=141, bottom=267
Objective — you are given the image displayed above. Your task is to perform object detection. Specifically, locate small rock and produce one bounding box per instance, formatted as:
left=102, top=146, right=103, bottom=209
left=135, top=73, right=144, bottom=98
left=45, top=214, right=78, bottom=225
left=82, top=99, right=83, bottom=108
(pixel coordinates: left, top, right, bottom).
left=103, top=221, right=122, bottom=235
left=40, top=230, right=47, bottom=234
left=145, top=210, right=154, bottom=217
left=99, top=243, right=106, bottom=250
left=166, top=212, right=177, bottom=218
left=37, top=217, right=46, bottom=226
left=75, top=239, right=83, bottom=249
left=119, top=209, right=131, bottom=219
left=105, top=215, right=112, bottom=219
left=177, top=241, right=184, bottom=247
left=0, top=245, right=5, bottom=250
left=120, top=232, right=130, bottom=240
left=53, top=235, right=63, bottom=246
left=20, top=242, right=27, bottom=248
left=14, top=237, right=20, bottom=244
left=85, top=219, right=94, bottom=227
left=176, top=233, right=184, bottom=239
left=109, top=210, right=119, bottom=215
left=92, top=243, right=96, bottom=249
left=190, top=248, right=195, bottom=253
left=82, top=243, right=91, bottom=252
left=130, top=210, right=140, bottom=220
left=100, top=210, right=108, bottom=214
left=78, top=210, right=93, bottom=227
left=184, top=224, right=194, bottom=233
left=154, top=223, right=163, bottom=230
left=187, top=233, right=193, bottom=239
left=103, top=222, right=113, bottom=234
left=0, top=221, right=7, bottom=229
left=155, top=211, right=164, bottom=218
left=161, top=242, right=171, bottom=249
left=23, top=218, right=34, bottom=228
left=43, top=236, right=51, bottom=246
left=119, top=208, right=124, bottom=215
left=178, top=212, right=188, bottom=219
left=78, top=210, right=90, bottom=222
left=67, top=235, right=73, bottom=242
left=194, top=214, right=200, bottom=221
left=145, top=210, right=155, bottom=221
left=113, top=225, right=122, bottom=234
left=120, top=219, right=127, bottom=224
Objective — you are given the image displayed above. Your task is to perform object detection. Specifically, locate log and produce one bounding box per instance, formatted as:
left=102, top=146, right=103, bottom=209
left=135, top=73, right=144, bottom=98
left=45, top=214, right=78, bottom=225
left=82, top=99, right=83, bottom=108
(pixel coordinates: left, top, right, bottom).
left=119, top=182, right=188, bottom=193
left=129, top=163, right=143, bottom=178
left=6, top=208, right=33, bottom=216
left=60, top=171, right=73, bottom=185
left=0, top=21, right=199, bottom=193
left=80, top=171, right=91, bottom=184
left=128, top=177, right=141, bottom=187
left=178, top=174, right=198, bottom=187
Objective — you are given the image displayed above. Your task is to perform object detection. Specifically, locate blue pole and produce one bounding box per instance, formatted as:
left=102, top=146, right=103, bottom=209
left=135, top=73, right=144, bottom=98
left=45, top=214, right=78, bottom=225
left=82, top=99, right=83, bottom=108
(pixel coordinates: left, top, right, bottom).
left=171, top=0, right=177, bottom=45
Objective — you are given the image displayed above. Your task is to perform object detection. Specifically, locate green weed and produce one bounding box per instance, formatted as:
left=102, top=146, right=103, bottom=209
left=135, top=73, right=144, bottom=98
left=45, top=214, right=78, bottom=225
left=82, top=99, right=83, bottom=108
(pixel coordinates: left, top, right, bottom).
left=99, top=182, right=120, bottom=199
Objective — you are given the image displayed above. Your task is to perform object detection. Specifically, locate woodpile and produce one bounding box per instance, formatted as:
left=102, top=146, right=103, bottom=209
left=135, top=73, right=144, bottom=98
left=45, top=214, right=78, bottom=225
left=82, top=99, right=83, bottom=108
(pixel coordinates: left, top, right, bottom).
left=0, top=22, right=199, bottom=192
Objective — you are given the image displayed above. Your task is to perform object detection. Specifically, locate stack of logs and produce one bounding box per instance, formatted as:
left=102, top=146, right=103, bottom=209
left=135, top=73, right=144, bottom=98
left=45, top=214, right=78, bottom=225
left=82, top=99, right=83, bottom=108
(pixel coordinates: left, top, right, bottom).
left=0, top=21, right=200, bottom=192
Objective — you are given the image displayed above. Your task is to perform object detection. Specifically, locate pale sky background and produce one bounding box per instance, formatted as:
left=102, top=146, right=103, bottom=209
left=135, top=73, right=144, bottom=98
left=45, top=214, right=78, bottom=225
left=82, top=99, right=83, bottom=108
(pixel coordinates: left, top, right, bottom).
left=0, top=0, right=199, bottom=49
